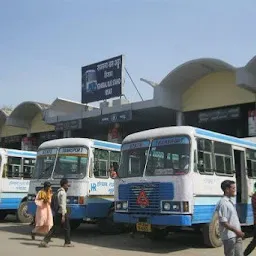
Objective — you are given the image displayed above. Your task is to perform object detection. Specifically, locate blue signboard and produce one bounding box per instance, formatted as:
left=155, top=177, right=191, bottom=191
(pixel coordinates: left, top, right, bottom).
left=81, top=55, right=124, bottom=104
left=99, top=110, right=132, bottom=124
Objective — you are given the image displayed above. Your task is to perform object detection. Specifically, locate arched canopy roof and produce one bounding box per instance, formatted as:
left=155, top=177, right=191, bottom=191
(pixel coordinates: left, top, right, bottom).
left=159, top=58, right=235, bottom=94
left=6, top=101, right=49, bottom=128
left=8, top=101, right=49, bottom=121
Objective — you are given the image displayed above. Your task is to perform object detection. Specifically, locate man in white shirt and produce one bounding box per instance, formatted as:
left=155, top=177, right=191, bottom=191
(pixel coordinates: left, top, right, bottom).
left=216, top=180, right=244, bottom=256
left=39, top=178, right=74, bottom=248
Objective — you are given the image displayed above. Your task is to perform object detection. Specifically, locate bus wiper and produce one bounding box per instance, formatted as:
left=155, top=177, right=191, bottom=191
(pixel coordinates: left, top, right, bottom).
left=38, top=163, right=54, bottom=179
left=142, top=139, right=153, bottom=178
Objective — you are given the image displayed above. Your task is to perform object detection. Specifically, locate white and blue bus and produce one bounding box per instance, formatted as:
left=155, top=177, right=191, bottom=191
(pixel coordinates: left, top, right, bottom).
left=27, top=138, right=121, bottom=232
left=114, top=126, right=256, bottom=247
left=0, top=148, right=36, bottom=222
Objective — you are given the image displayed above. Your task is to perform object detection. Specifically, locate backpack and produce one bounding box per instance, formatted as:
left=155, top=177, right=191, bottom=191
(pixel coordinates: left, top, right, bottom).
left=51, top=191, right=60, bottom=213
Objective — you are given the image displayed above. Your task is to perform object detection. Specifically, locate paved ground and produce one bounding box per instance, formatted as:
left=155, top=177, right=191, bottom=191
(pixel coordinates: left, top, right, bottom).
left=0, top=216, right=254, bottom=256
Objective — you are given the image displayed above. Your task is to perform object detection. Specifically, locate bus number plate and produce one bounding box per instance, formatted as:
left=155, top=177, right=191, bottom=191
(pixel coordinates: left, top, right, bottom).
left=136, top=222, right=152, bottom=232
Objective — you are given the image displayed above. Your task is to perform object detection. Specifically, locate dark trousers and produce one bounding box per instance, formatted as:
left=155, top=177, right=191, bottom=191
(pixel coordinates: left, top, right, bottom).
left=43, top=214, right=71, bottom=244
left=244, top=226, right=256, bottom=256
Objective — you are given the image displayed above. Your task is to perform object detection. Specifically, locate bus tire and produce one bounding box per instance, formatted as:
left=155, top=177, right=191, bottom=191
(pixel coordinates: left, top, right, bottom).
left=70, top=219, right=82, bottom=230
left=147, top=228, right=169, bottom=241
left=16, top=201, right=33, bottom=223
left=98, top=208, right=123, bottom=235
left=203, top=212, right=222, bottom=248
left=0, top=211, right=7, bottom=221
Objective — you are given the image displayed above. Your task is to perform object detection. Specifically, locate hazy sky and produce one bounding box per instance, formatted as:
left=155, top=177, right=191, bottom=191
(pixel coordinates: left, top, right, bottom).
left=1, top=0, right=256, bottom=108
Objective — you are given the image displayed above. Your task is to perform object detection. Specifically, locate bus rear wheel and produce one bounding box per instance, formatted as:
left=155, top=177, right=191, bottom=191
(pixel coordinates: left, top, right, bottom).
left=203, top=212, right=222, bottom=248
left=16, top=201, right=33, bottom=223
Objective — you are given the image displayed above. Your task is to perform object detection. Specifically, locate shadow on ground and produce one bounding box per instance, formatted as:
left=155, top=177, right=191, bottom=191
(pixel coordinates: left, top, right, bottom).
left=0, top=216, right=254, bottom=254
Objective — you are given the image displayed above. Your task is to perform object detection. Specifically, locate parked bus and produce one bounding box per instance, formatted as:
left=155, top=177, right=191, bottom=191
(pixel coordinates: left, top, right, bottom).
left=0, top=148, right=36, bottom=222
left=114, top=126, right=256, bottom=247
left=27, top=138, right=121, bottom=232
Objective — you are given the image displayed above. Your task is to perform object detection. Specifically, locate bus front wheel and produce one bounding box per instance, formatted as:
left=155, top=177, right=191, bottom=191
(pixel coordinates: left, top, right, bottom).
left=16, top=201, right=33, bottom=223
left=98, top=208, right=124, bottom=235
left=0, top=211, right=7, bottom=221
left=70, top=220, right=82, bottom=230
left=203, top=212, right=222, bottom=248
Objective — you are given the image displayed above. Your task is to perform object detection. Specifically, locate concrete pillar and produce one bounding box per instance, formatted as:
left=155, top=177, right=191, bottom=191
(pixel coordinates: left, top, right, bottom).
left=176, top=111, right=184, bottom=126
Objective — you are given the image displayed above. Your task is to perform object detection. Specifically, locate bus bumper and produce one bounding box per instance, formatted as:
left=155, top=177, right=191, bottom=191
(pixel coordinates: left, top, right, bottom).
left=27, top=201, right=36, bottom=215
left=27, top=201, right=86, bottom=220
left=68, top=205, right=86, bottom=220
left=114, top=213, right=192, bottom=226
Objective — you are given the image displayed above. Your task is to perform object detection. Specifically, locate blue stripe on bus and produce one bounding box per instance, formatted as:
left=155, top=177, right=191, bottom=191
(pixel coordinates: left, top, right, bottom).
left=195, top=128, right=256, bottom=148
left=93, top=140, right=121, bottom=150
left=6, top=149, right=37, bottom=158
left=192, top=203, right=253, bottom=225
left=1, top=193, right=27, bottom=198
left=0, top=198, right=22, bottom=210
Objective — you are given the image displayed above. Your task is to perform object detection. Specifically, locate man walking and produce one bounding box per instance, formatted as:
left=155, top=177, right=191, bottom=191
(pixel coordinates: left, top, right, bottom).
left=244, top=182, right=256, bottom=255
left=39, top=178, right=74, bottom=248
left=216, top=180, right=245, bottom=256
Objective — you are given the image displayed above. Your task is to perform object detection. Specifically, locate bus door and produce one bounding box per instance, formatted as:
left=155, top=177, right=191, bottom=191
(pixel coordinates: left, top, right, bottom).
left=233, top=146, right=248, bottom=223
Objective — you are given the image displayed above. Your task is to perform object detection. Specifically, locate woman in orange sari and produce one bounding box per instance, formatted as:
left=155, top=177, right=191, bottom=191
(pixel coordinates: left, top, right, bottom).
left=31, top=181, right=53, bottom=240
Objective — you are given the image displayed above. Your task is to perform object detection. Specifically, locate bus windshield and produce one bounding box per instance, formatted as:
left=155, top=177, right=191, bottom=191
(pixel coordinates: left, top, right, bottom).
left=53, top=147, right=88, bottom=179
left=119, top=136, right=190, bottom=178
left=33, top=148, right=58, bottom=179
left=33, top=147, right=89, bottom=179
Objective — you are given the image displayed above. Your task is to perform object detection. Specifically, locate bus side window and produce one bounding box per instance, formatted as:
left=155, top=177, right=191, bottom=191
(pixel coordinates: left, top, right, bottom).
left=214, top=141, right=233, bottom=176
left=110, top=151, right=120, bottom=170
left=23, top=158, right=36, bottom=179
left=7, top=157, right=22, bottom=179
left=246, top=149, right=256, bottom=178
left=93, top=148, right=109, bottom=178
left=197, top=138, right=213, bottom=174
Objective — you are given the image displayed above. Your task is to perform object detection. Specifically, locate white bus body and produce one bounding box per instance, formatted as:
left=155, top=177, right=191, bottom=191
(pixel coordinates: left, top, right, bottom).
left=27, top=138, right=121, bottom=232
left=0, top=148, right=36, bottom=222
left=114, top=126, right=256, bottom=247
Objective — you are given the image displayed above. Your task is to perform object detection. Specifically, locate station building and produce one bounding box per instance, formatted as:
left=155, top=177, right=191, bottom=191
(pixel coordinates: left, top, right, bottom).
left=1, top=56, right=256, bottom=150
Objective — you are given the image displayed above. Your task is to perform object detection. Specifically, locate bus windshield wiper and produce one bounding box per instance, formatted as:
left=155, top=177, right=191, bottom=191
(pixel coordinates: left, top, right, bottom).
left=38, top=163, right=54, bottom=179
left=142, top=139, right=153, bottom=178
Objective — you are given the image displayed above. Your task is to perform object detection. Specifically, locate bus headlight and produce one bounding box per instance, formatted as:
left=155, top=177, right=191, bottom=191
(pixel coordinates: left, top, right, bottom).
left=163, top=202, right=171, bottom=211
left=161, top=201, right=181, bottom=212
left=28, top=195, right=36, bottom=201
left=122, top=202, right=128, bottom=210
left=115, top=201, right=128, bottom=211
left=116, top=202, right=122, bottom=210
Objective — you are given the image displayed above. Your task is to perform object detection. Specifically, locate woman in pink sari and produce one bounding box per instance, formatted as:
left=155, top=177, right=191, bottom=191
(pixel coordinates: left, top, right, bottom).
left=31, top=181, right=53, bottom=240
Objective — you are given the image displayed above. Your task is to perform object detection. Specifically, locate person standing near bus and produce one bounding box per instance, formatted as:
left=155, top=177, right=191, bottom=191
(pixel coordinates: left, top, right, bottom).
left=216, top=180, right=245, bottom=256
left=244, top=182, right=256, bottom=256
left=39, top=178, right=74, bottom=248
left=31, top=181, right=53, bottom=240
